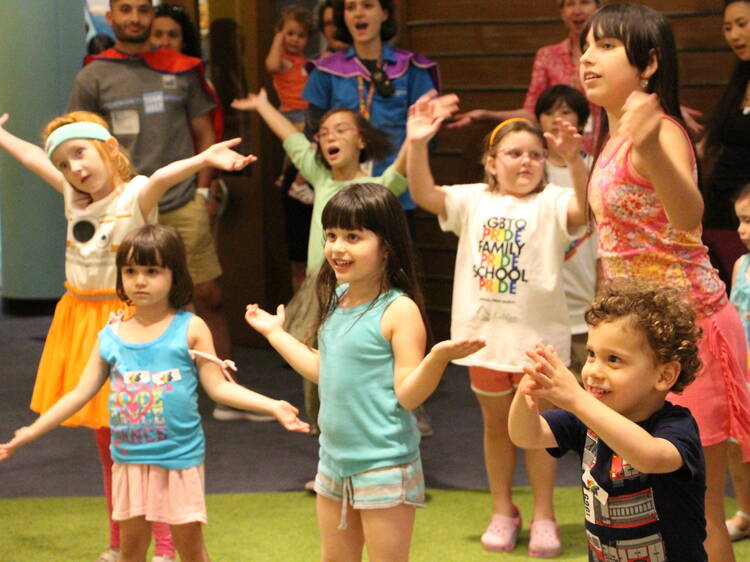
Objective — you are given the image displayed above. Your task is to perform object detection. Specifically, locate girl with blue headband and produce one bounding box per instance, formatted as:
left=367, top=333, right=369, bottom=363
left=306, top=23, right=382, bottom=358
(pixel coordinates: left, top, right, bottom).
left=0, top=110, right=255, bottom=561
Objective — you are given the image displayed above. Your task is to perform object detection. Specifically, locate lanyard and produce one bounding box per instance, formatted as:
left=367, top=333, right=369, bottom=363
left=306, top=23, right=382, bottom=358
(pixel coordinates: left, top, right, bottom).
left=355, top=58, right=383, bottom=121
left=356, top=74, right=376, bottom=121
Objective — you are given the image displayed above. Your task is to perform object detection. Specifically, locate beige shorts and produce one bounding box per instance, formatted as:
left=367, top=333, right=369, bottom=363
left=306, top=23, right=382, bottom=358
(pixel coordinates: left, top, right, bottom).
left=159, top=193, right=222, bottom=285
left=112, top=462, right=207, bottom=525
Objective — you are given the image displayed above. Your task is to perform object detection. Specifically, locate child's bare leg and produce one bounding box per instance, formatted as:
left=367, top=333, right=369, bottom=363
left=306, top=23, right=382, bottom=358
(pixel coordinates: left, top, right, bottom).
left=117, top=516, right=150, bottom=562
left=475, top=391, right=516, bottom=516
left=170, top=521, right=210, bottom=562
left=727, top=442, right=750, bottom=533
left=361, top=504, right=416, bottom=562
left=316, top=494, right=364, bottom=562
left=703, top=441, right=736, bottom=561
left=525, top=397, right=557, bottom=521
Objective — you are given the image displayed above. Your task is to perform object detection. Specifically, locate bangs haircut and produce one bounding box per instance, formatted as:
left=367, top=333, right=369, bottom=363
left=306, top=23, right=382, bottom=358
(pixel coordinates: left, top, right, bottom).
left=316, top=108, right=393, bottom=168
left=581, top=3, right=684, bottom=156
left=115, top=224, right=192, bottom=308
left=534, top=85, right=590, bottom=131
left=332, top=0, right=397, bottom=44
left=312, top=183, right=428, bottom=345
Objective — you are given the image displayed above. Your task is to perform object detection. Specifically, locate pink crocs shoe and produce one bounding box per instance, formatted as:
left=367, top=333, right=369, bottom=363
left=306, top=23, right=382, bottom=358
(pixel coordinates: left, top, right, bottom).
left=480, top=505, right=522, bottom=552
left=528, top=519, right=562, bottom=558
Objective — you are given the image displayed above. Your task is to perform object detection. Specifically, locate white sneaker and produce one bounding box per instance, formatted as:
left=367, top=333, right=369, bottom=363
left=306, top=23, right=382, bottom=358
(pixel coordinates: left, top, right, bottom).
left=152, top=556, right=177, bottom=562
left=212, top=405, right=274, bottom=422
left=95, top=548, right=119, bottom=562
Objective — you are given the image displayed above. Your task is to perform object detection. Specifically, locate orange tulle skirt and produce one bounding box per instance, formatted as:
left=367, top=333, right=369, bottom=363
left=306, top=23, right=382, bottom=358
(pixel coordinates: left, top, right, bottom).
left=29, top=282, right=129, bottom=429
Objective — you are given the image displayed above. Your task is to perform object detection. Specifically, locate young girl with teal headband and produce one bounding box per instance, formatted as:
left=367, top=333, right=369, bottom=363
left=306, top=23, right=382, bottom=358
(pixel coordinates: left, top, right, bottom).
left=0, top=110, right=255, bottom=561
left=407, top=110, right=588, bottom=557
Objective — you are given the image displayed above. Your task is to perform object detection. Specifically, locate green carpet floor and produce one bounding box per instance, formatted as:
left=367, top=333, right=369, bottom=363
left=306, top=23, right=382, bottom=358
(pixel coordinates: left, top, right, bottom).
left=0, top=488, right=745, bottom=561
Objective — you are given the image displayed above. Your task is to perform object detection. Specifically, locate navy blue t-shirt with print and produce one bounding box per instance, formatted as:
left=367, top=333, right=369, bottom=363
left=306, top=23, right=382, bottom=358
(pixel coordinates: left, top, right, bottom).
left=542, top=402, right=706, bottom=561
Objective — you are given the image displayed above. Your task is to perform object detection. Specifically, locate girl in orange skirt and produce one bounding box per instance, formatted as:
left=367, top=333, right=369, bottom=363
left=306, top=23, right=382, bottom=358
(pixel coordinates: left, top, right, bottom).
left=0, top=110, right=255, bottom=561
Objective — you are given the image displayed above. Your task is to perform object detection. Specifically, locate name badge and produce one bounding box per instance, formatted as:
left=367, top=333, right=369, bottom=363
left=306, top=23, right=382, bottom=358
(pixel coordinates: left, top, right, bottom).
left=143, top=91, right=165, bottom=114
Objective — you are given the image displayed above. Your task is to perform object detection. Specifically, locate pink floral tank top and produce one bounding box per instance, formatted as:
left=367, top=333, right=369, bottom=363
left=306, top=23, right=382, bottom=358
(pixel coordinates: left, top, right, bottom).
left=589, top=117, right=727, bottom=318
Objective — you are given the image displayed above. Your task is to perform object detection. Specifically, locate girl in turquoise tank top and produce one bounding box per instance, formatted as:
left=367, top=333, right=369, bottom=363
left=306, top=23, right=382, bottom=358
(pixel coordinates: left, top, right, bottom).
left=0, top=225, right=310, bottom=561
left=728, top=183, right=750, bottom=542
left=246, top=183, right=485, bottom=561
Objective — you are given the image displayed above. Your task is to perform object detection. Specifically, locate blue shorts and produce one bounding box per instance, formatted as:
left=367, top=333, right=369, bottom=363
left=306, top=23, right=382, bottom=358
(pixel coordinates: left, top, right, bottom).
left=314, top=454, right=426, bottom=529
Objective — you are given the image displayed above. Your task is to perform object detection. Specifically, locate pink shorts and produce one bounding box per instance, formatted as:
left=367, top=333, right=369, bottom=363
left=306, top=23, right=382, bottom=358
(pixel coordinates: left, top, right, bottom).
left=112, top=463, right=207, bottom=525
left=668, top=301, right=750, bottom=459
left=469, top=366, right=523, bottom=396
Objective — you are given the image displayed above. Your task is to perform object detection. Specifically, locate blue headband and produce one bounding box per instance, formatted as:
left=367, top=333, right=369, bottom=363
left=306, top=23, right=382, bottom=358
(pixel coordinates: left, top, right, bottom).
left=45, top=122, right=112, bottom=159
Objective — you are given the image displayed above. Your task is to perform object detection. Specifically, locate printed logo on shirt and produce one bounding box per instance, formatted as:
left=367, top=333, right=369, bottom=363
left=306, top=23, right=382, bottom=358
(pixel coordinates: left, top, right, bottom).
left=473, top=216, right=528, bottom=295
left=610, top=455, right=646, bottom=488
left=111, top=109, right=140, bottom=135
left=143, top=91, right=165, bottom=114
left=109, top=365, right=179, bottom=452
left=162, top=74, right=177, bottom=90
left=587, top=530, right=666, bottom=562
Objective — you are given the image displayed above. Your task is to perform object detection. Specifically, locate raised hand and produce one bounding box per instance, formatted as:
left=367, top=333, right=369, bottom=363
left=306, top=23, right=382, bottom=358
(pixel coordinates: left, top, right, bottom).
left=619, top=91, right=663, bottom=149
left=0, top=113, right=9, bottom=131
left=407, top=102, right=444, bottom=145
left=203, top=138, right=257, bottom=171
left=522, top=344, right=584, bottom=410
left=544, top=118, right=583, bottom=163
left=231, top=89, right=269, bottom=112
left=271, top=400, right=311, bottom=433
left=430, top=338, right=486, bottom=363
left=245, top=303, right=286, bottom=337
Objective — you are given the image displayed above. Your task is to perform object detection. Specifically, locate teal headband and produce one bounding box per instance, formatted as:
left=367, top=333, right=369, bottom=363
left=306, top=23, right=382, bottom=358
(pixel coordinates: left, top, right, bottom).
left=45, top=122, right=112, bottom=159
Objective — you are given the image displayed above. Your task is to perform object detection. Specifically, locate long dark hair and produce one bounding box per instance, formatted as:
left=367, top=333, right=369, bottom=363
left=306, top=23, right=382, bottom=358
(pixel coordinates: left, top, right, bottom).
left=154, top=3, right=201, bottom=58
left=705, top=2, right=750, bottom=160
left=312, top=183, right=428, bottom=343
left=332, top=0, right=398, bottom=45
left=581, top=3, right=685, bottom=157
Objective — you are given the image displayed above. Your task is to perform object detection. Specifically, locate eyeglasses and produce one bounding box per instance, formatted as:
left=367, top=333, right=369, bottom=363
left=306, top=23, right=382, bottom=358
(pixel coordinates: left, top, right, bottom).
left=314, top=125, right=359, bottom=142
left=497, top=149, right=546, bottom=162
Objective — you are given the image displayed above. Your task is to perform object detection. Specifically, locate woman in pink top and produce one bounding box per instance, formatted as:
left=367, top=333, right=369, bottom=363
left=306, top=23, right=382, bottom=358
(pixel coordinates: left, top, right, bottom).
left=581, top=5, right=750, bottom=561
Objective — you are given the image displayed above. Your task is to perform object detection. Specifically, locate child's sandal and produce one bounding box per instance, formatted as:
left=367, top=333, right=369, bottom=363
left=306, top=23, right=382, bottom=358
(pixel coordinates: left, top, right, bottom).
left=726, top=510, right=750, bottom=542
left=528, top=519, right=562, bottom=558
left=480, top=505, right=521, bottom=552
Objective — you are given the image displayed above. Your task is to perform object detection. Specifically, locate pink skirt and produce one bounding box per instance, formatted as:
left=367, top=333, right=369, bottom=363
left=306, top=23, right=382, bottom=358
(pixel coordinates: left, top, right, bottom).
left=112, top=463, right=207, bottom=525
left=668, top=301, right=750, bottom=460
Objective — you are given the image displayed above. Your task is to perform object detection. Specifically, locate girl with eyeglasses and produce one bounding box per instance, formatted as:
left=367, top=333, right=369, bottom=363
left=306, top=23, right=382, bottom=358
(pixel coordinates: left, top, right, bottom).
left=407, top=110, right=588, bottom=557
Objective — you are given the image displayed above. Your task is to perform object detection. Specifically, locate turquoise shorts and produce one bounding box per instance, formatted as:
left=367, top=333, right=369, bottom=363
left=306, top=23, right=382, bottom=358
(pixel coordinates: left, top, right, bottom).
left=314, top=454, right=426, bottom=529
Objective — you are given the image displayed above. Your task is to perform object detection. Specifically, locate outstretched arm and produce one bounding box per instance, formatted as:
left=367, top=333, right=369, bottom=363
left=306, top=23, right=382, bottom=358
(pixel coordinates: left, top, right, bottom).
left=406, top=100, right=447, bottom=216
left=231, top=89, right=298, bottom=143
left=0, top=342, right=109, bottom=461
left=190, top=316, right=309, bottom=433
left=544, top=119, right=588, bottom=229
left=244, top=303, right=320, bottom=383
left=448, top=108, right=535, bottom=130
left=138, top=138, right=256, bottom=218
left=621, top=91, right=703, bottom=231
left=383, top=296, right=485, bottom=409
left=0, top=113, right=64, bottom=193
left=523, top=344, right=684, bottom=474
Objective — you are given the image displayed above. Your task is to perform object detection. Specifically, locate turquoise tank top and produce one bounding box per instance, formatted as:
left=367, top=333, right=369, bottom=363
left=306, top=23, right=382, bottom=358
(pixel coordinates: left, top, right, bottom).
left=731, top=253, right=750, bottom=346
left=100, top=309, right=204, bottom=469
left=318, top=287, right=420, bottom=476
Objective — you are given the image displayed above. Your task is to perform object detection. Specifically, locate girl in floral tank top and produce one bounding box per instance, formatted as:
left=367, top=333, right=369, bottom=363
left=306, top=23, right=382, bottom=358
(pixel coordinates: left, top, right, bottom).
left=580, top=5, right=750, bottom=560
